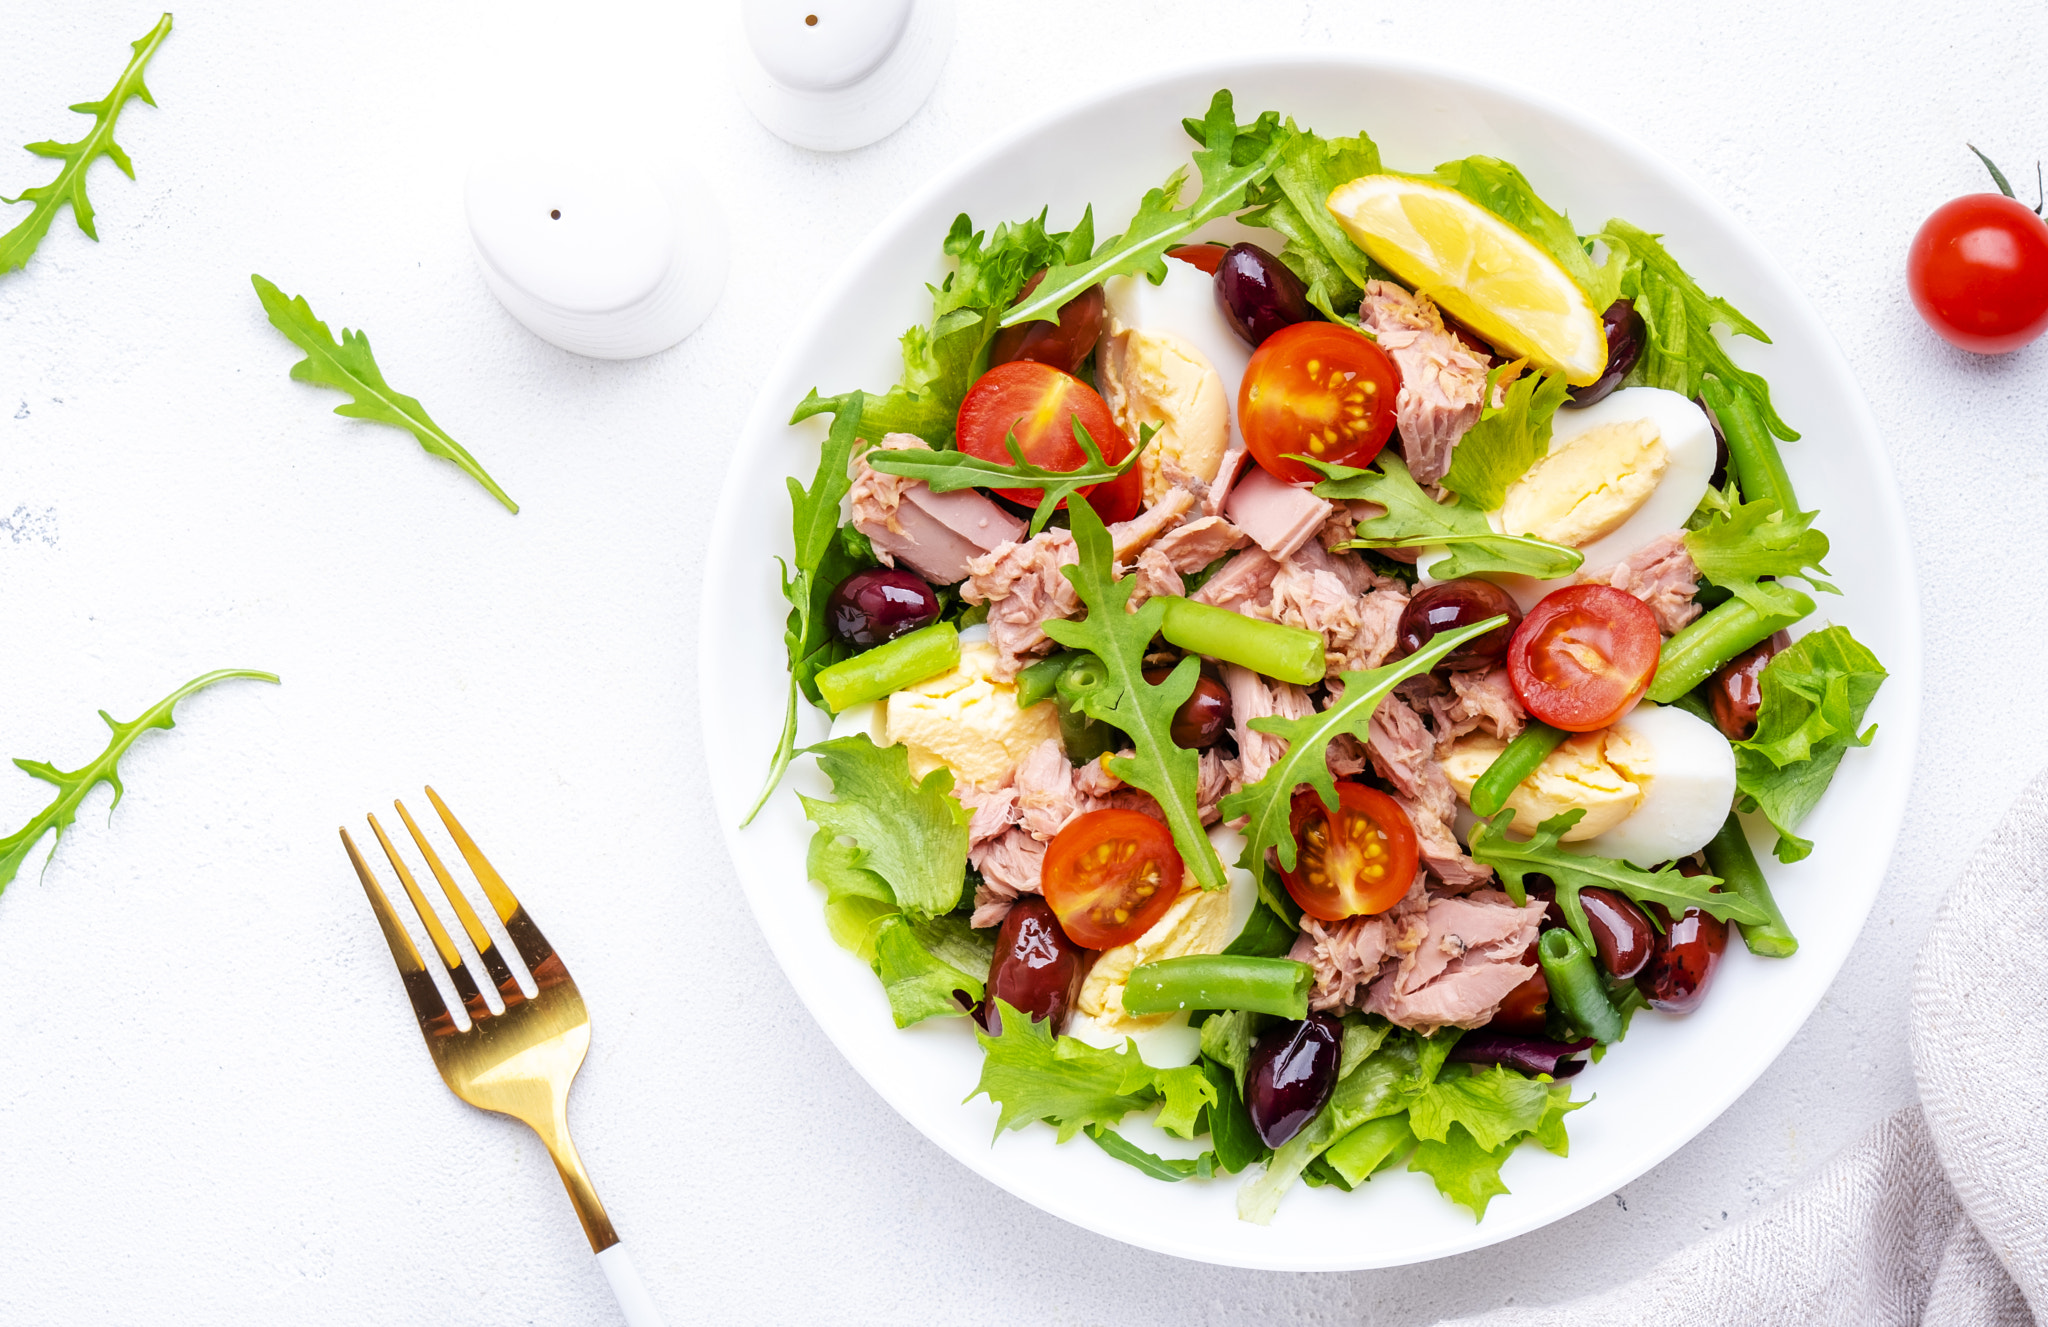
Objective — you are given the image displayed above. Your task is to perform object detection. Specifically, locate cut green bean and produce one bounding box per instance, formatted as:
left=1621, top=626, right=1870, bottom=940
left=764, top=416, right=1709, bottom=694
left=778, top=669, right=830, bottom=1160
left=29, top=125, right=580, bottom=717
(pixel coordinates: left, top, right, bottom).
left=814, top=622, right=959, bottom=713
left=1015, top=649, right=1084, bottom=709
left=1648, top=590, right=1814, bottom=704
left=1159, top=598, right=1324, bottom=686
left=1538, top=929, right=1624, bottom=1043
left=1704, top=810, right=1797, bottom=958
left=1121, top=955, right=1312, bottom=1020
left=1325, top=1111, right=1416, bottom=1186
left=1703, top=376, right=1798, bottom=514
left=1054, top=654, right=1124, bottom=762
left=1469, top=721, right=1568, bottom=817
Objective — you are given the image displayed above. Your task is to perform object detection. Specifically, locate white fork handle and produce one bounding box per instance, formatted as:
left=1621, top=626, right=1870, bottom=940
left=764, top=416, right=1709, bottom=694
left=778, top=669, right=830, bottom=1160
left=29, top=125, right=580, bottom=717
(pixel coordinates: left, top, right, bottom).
left=597, top=1243, right=666, bottom=1326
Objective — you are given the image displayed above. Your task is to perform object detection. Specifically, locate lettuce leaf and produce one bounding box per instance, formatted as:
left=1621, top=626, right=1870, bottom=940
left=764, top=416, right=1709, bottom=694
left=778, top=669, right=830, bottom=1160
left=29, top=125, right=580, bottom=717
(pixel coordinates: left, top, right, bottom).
left=1307, top=452, right=1583, bottom=580
left=870, top=914, right=984, bottom=1028
left=1440, top=368, right=1572, bottom=512
left=1734, top=626, right=1887, bottom=863
left=1684, top=496, right=1837, bottom=615
left=798, top=734, right=971, bottom=919
left=970, top=1002, right=1217, bottom=1143
left=1085, top=1125, right=1218, bottom=1181
left=1404, top=1073, right=1581, bottom=1220
left=1238, top=1031, right=1428, bottom=1223
left=1236, top=119, right=1388, bottom=321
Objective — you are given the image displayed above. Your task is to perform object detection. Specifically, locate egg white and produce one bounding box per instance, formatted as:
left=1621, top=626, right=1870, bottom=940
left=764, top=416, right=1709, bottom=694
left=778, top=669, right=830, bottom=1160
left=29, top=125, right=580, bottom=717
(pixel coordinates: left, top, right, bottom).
left=1104, top=260, right=1252, bottom=450
left=1582, top=702, right=1736, bottom=867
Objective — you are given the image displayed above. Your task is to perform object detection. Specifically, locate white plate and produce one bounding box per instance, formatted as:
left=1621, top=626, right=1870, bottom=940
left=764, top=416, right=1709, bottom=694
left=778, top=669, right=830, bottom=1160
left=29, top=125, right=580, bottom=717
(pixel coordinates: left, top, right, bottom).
left=699, top=55, right=1921, bottom=1271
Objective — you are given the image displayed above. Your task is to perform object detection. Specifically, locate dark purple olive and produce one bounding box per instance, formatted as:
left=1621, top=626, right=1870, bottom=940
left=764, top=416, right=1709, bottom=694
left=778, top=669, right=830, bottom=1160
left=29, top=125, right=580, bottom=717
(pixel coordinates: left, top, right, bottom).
left=1449, top=1031, right=1594, bottom=1079
left=987, top=271, right=1104, bottom=374
left=826, top=568, right=941, bottom=647
left=1245, top=1013, right=1342, bottom=1148
left=1708, top=629, right=1792, bottom=741
left=977, top=897, right=1084, bottom=1034
left=1580, top=887, right=1655, bottom=980
left=1490, top=963, right=1551, bottom=1037
left=1142, top=667, right=1233, bottom=749
left=1697, top=393, right=1733, bottom=489
left=1214, top=242, right=1319, bottom=348
left=1639, top=903, right=1728, bottom=1014
left=1395, top=579, right=1523, bottom=670
left=1565, top=299, right=1645, bottom=408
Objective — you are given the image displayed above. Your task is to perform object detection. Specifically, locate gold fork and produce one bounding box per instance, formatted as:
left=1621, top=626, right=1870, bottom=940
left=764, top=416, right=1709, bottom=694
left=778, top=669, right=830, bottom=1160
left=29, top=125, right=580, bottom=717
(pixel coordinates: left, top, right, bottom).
left=340, top=787, right=665, bottom=1326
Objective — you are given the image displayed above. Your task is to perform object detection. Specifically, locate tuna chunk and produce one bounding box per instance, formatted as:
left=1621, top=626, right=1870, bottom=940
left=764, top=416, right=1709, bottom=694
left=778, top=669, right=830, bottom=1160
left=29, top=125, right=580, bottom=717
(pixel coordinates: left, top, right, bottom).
left=1222, top=663, right=1314, bottom=785
left=1399, top=669, right=1528, bottom=750
left=1367, top=694, right=1492, bottom=889
left=1131, top=515, right=1249, bottom=603
left=848, top=434, right=1026, bottom=584
left=1290, top=912, right=1395, bottom=1013
left=1109, top=487, right=1196, bottom=563
left=1206, top=448, right=1254, bottom=517
left=1362, top=890, right=1548, bottom=1033
left=970, top=830, right=1049, bottom=927
left=1191, top=547, right=1284, bottom=614
left=1583, top=531, right=1703, bottom=635
left=1359, top=282, right=1493, bottom=486
left=1012, top=738, right=1104, bottom=840
left=953, top=782, right=1019, bottom=848
left=1078, top=747, right=1243, bottom=824
left=962, top=530, right=1080, bottom=680
left=1224, top=465, right=1333, bottom=560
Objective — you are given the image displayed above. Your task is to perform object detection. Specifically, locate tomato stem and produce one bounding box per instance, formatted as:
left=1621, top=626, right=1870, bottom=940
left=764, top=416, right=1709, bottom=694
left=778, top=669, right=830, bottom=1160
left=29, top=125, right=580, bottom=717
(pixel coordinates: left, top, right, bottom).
left=1967, top=143, right=2045, bottom=215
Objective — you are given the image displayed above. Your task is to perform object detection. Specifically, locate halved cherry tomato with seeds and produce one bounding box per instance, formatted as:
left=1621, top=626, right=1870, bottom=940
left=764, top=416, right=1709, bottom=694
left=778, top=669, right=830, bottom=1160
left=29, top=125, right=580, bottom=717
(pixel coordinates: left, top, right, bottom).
left=1505, top=585, right=1661, bottom=732
left=1237, top=321, right=1400, bottom=485
left=1041, top=809, right=1184, bottom=949
left=1279, top=782, right=1418, bottom=921
left=956, top=360, right=1141, bottom=522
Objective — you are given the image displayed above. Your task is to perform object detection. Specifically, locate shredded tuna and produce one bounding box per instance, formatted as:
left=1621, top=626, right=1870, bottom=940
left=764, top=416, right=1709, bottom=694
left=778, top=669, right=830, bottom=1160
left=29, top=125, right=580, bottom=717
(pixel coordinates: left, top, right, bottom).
left=954, top=782, right=1019, bottom=848
left=1359, top=281, right=1493, bottom=486
left=1222, top=663, right=1313, bottom=785
left=1292, top=533, right=1400, bottom=598
left=969, top=830, right=1048, bottom=927
left=1400, top=669, right=1528, bottom=750
left=1326, top=732, right=1369, bottom=777
left=1362, top=889, right=1548, bottom=1032
left=962, top=530, right=1080, bottom=680
left=848, top=434, right=1026, bottom=584
left=1366, top=696, right=1492, bottom=888
left=1584, top=531, right=1704, bottom=635
left=1108, top=488, right=1195, bottom=563
left=1191, top=547, right=1283, bottom=614
left=1073, top=747, right=1242, bottom=824
left=1404, top=798, right=1494, bottom=891
left=1071, top=755, right=1123, bottom=800
left=1289, top=912, right=1395, bottom=1013
left=1130, top=515, right=1249, bottom=604
left=1011, top=738, right=1104, bottom=840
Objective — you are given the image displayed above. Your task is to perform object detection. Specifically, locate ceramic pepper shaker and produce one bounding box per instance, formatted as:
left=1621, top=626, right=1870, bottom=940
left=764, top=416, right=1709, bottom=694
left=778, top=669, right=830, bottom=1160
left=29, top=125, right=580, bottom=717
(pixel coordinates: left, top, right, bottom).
left=737, top=0, right=954, bottom=152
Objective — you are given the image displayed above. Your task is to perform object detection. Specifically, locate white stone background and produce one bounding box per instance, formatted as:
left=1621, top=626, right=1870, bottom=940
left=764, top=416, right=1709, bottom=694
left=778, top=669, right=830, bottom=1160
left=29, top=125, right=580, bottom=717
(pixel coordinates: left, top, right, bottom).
left=0, top=0, right=2039, bottom=1322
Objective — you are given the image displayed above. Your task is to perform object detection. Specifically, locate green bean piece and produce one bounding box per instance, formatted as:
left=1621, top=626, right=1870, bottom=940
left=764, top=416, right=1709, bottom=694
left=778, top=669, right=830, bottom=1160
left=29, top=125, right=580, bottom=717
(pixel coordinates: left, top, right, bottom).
left=1648, top=590, right=1814, bottom=704
left=1054, top=654, right=1124, bottom=763
left=1703, top=376, right=1798, bottom=514
left=1014, top=650, right=1084, bottom=709
left=1325, top=1111, right=1416, bottom=1187
left=1159, top=598, right=1325, bottom=686
left=1704, top=811, right=1798, bottom=958
left=814, top=622, right=960, bottom=713
left=1121, top=955, right=1313, bottom=1020
left=1469, top=722, right=1568, bottom=817
left=1538, top=929, right=1624, bottom=1043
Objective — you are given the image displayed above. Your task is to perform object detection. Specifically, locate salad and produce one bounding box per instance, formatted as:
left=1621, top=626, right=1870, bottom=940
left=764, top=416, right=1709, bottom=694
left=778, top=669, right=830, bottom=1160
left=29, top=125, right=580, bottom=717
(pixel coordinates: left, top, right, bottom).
left=748, top=90, right=1888, bottom=1223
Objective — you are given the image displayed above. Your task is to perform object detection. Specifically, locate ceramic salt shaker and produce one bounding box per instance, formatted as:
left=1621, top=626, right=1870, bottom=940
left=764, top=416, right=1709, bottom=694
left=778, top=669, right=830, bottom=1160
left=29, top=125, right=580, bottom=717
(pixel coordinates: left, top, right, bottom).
left=464, top=144, right=728, bottom=360
left=737, top=0, right=954, bottom=152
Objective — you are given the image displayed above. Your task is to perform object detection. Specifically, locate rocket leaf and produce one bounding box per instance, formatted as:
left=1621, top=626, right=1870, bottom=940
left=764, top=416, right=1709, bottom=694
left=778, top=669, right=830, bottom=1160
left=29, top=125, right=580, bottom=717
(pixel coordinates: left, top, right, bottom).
left=866, top=419, right=1152, bottom=536
left=1305, top=453, right=1582, bottom=581
left=0, top=669, right=279, bottom=894
left=0, top=14, right=173, bottom=276
left=251, top=275, right=518, bottom=513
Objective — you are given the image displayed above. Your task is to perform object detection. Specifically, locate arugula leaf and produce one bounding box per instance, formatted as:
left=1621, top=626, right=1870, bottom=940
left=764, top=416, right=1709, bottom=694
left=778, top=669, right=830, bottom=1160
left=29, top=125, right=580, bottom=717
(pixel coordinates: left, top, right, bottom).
left=1595, top=220, right=1795, bottom=441
left=251, top=276, right=517, bottom=512
left=969, top=1001, right=1217, bottom=1143
left=1086, top=1125, right=1219, bottom=1181
left=747, top=396, right=871, bottom=823
left=869, top=913, right=983, bottom=1028
left=798, top=734, right=971, bottom=919
left=0, top=14, right=173, bottom=276
left=1684, top=496, right=1837, bottom=613
left=1041, top=498, right=1224, bottom=892
left=1468, top=809, right=1766, bottom=949
left=865, top=420, right=1152, bottom=537
left=1306, top=453, right=1582, bottom=580
left=1440, top=368, right=1571, bottom=511
left=1734, top=626, right=1887, bottom=863
left=1217, top=615, right=1507, bottom=878
left=0, top=669, right=279, bottom=893
left=1002, top=90, right=1284, bottom=329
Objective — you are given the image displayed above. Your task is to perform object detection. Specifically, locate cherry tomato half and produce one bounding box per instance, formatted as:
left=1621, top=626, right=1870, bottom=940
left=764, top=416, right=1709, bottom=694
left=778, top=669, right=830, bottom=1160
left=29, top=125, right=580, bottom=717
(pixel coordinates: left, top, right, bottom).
left=1041, top=809, right=1184, bottom=949
left=1907, top=193, right=2048, bottom=354
left=1166, top=243, right=1228, bottom=274
left=1238, top=321, right=1400, bottom=485
left=1279, top=782, right=1418, bottom=921
left=956, top=360, right=1142, bottom=523
left=1505, top=585, right=1661, bottom=732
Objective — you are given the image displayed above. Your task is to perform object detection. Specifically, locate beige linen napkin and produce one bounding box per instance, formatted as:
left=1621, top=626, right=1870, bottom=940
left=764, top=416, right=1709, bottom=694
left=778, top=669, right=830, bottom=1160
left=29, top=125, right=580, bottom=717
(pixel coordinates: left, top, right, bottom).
left=1446, top=770, right=2048, bottom=1327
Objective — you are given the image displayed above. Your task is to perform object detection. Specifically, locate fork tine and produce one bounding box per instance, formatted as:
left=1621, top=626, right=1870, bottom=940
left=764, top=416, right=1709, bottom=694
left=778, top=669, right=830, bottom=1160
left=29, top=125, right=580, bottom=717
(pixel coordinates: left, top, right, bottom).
left=425, top=786, right=569, bottom=991
left=394, top=797, right=525, bottom=1010
left=368, top=813, right=491, bottom=1024
left=339, top=827, right=459, bottom=1038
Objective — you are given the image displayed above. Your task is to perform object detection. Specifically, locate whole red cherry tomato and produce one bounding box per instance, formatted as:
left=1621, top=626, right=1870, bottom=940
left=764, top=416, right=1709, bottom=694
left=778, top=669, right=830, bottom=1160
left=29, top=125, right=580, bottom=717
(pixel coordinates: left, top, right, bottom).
left=1907, top=150, right=2048, bottom=353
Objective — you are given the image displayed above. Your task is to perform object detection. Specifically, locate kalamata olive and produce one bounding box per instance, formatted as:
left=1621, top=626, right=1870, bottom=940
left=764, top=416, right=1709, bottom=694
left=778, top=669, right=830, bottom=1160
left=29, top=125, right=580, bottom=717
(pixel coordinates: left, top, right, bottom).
left=1490, top=964, right=1551, bottom=1037
left=1244, top=1013, right=1342, bottom=1147
left=1639, top=904, right=1729, bottom=1014
left=977, top=897, right=1085, bottom=1034
left=987, top=272, right=1104, bottom=375
left=1142, top=666, right=1233, bottom=749
left=826, top=568, right=941, bottom=647
left=1580, top=886, right=1655, bottom=979
left=1708, top=630, right=1793, bottom=741
left=1395, top=579, right=1523, bottom=669
left=1697, top=394, right=1733, bottom=489
left=1214, top=242, right=1319, bottom=348
left=1565, top=299, right=1646, bottom=408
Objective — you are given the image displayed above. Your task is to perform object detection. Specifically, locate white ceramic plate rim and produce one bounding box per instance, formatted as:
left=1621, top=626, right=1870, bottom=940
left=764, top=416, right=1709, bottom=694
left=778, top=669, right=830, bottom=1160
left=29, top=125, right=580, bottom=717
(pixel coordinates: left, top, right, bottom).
left=699, top=53, right=1922, bottom=1270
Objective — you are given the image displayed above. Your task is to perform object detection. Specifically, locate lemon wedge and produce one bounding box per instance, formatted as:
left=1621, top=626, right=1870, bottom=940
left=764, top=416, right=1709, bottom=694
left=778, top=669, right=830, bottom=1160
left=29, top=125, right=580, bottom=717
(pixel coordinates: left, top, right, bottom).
left=1326, top=175, right=1607, bottom=386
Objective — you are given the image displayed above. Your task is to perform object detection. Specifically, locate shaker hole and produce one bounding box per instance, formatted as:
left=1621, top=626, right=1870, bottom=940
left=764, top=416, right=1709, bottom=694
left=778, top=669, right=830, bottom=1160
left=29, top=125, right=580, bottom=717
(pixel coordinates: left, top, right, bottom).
left=550, top=209, right=561, bottom=220
left=805, top=13, right=818, bottom=24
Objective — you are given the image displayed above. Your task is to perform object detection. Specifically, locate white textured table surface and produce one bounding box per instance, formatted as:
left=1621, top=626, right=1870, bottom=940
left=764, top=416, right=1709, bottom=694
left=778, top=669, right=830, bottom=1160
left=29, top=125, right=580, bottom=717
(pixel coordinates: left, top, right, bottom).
left=1, top=2, right=2037, bottom=1322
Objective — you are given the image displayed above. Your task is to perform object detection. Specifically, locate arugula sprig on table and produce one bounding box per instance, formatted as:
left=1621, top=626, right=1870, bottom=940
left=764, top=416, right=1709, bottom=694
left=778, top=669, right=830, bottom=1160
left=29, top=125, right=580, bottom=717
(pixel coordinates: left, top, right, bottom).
left=866, top=419, right=1153, bottom=536
left=1, top=669, right=279, bottom=894
left=252, top=276, right=518, bottom=512
left=1305, top=453, right=1583, bottom=583
left=1, top=14, right=173, bottom=276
